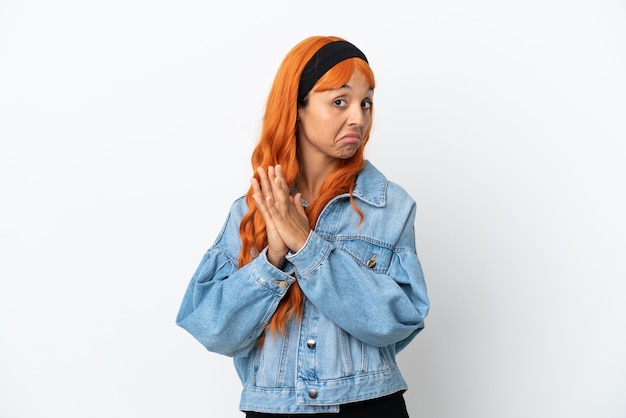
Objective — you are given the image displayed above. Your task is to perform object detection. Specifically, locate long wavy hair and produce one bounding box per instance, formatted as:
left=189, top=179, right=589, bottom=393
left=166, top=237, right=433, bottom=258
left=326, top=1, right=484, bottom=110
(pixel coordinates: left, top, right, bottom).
left=238, top=36, right=376, bottom=339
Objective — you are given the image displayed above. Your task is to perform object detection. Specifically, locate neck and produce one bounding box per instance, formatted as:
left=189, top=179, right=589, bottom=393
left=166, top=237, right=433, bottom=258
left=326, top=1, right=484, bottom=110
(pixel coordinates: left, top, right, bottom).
left=297, top=155, right=339, bottom=204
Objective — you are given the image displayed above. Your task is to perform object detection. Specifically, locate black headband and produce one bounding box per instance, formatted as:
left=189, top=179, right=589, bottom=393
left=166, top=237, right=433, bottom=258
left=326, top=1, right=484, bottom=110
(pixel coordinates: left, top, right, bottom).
left=297, top=40, right=369, bottom=102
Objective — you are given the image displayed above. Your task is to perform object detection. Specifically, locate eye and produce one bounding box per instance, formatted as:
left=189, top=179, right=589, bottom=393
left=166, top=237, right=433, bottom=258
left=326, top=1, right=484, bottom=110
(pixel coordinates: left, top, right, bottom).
left=361, top=100, right=372, bottom=110
left=333, top=98, right=347, bottom=107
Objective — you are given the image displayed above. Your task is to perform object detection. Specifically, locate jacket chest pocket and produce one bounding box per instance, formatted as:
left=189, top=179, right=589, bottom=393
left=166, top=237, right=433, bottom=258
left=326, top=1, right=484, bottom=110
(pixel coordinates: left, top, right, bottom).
left=338, top=239, right=393, bottom=274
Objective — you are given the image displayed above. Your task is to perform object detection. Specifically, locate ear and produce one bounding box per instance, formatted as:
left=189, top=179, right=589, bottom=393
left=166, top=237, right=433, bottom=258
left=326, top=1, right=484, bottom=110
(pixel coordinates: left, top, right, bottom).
left=296, top=104, right=307, bottom=121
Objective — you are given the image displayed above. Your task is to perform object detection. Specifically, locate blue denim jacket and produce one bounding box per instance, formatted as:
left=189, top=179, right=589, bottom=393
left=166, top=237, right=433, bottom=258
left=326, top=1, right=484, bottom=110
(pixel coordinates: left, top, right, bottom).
left=176, top=160, right=429, bottom=414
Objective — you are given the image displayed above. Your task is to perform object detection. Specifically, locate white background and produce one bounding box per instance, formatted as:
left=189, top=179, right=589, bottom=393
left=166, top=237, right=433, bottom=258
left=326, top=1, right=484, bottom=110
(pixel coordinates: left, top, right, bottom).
left=1, top=1, right=625, bottom=417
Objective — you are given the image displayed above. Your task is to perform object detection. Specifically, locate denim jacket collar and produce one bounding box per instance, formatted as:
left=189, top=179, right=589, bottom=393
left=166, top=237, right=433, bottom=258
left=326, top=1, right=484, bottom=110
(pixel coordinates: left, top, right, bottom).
left=351, top=160, right=387, bottom=208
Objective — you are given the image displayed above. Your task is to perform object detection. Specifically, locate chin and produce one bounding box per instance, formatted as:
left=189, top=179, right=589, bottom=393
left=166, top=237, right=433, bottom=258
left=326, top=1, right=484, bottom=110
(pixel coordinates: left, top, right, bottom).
left=338, top=149, right=359, bottom=160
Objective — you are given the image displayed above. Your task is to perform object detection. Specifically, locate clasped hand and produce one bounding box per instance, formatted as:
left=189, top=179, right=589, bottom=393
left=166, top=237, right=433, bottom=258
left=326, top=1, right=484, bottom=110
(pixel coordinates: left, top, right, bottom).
left=251, top=165, right=310, bottom=268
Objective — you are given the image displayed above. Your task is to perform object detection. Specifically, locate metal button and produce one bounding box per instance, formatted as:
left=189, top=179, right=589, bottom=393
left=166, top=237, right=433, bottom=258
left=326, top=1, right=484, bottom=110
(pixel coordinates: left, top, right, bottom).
left=272, top=280, right=289, bottom=289
left=306, top=339, right=316, bottom=349
left=367, top=253, right=377, bottom=269
left=308, top=389, right=318, bottom=399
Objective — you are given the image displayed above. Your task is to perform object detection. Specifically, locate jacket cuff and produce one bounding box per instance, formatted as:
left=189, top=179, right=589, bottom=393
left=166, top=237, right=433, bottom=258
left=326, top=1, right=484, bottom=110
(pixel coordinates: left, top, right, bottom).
left=252, top=248, right=296, bottom=293
left=285, top=231, right=332, bottom=277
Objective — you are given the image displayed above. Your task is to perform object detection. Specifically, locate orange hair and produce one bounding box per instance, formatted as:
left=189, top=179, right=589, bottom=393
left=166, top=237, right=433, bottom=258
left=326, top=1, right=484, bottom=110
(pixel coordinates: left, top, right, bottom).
left=238, top=36, right=376, bottom=339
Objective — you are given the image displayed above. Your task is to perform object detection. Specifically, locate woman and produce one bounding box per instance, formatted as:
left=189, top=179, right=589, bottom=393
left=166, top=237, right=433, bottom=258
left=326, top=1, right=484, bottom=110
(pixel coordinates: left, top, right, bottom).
left=176, top=35, right=429, bottom=417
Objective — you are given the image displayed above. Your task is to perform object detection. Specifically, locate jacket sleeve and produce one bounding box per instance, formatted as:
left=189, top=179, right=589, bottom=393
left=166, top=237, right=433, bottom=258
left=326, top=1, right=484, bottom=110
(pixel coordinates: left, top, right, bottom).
left=175, top=197, right=296, bottom=357
left=286, top=198, right=429, bottom=351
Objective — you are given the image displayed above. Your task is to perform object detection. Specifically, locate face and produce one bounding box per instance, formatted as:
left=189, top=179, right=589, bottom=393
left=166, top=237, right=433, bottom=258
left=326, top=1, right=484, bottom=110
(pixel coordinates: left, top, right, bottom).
left=296, top=70, right=373, bottom=165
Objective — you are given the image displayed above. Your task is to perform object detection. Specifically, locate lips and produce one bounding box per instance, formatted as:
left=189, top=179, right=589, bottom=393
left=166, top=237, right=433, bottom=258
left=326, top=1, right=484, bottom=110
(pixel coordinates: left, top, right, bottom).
left=339, top=134, right=361, bottom=144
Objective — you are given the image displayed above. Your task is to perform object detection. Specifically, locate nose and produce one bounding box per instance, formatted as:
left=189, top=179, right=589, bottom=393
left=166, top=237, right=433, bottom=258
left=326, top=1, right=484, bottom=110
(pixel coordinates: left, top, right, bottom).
left=347, top=103, right=365, bottom=127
